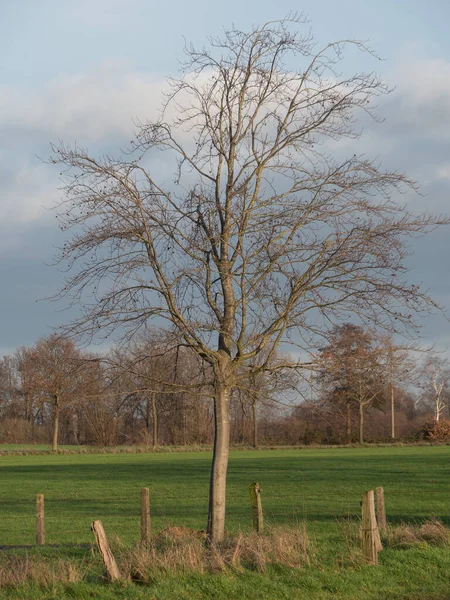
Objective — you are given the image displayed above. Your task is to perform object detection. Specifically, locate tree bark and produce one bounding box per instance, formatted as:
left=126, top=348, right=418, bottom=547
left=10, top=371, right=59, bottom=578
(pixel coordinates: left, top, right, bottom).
left=146, top=396, right=151, bottom=431
left=207, top=382, right=231, bottom=543
left=240, top=397, right=245, bottom=443
left=346, top=400, right=352, bottom=440
left=52, top=392, right=60, bottom=452
left=252, top=397, right=258, bottom=449
left=390, top=346, right=395, bottom=440
left=151, top=392, right=158, bottom=449
left=359, top=402, right=364, bottom=445
left=72, top=410, right=79, bottom=445
left=390, top=381, right=395, bottom=440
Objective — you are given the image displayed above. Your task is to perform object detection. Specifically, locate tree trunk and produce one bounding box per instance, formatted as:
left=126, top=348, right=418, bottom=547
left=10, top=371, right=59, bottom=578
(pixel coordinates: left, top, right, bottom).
left=346, top=400, right=352, bottom=440
left=359, top=402, right=364, bottom=445
left=390, top=381, right=395, bottom=440
left=146, top=396, right=151, bottom=431
left=436, top=400, right=440, bottom=422
left=151, top=392, right=158, bottom=449
left=252, top=397, right=258, bottom=449
left=72, top=410, right=79, bottom=445
left=207, top=382, right=231, bottom=544
left=240, top=395, right=245, bottom=443
left=52, top=392, right=60, bottom=452
left=183, top=395, right=187, bottom=445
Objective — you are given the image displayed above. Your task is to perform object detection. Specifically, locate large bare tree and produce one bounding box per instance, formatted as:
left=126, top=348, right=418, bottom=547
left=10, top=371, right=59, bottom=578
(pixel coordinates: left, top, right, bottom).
left=50, top=17, right=446, bottom=541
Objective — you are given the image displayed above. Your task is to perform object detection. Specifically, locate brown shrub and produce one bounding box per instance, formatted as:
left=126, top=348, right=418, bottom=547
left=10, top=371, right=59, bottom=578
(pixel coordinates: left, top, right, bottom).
left=421, top=420, right=450, bottom=442
left=0, top=419, right=48, bottom=444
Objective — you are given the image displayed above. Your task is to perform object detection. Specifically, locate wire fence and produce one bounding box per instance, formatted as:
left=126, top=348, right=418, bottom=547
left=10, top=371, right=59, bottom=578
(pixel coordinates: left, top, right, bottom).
left=0, top=485, right=447, bottom=549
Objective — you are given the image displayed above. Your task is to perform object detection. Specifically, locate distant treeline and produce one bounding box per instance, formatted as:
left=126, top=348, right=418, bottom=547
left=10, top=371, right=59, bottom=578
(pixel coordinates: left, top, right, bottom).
left=0, top=326, right=448, bottom=448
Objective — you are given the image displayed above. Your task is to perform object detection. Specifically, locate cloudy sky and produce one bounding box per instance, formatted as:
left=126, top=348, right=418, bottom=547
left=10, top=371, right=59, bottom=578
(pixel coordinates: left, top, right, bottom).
left=1, top=0, right=450, bottom=356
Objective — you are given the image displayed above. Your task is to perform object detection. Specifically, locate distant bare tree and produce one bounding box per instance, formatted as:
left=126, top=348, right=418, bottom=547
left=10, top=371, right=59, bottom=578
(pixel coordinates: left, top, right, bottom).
left=418, top=355, right=450, bottom=422
left=105, top=330, right=211, bottom=447
left=379, top=336, right=416, bottom=440
left=0, top=355, right=23, bottom=422
left=50, top=17, right=446, bottom=541
left=234, top=356, right=298, bottom=448
left=317, top=324, right=387, bottom=443
left=20, top=335, right=85, bottom=451
left=15, top=347, right=38, bottom=426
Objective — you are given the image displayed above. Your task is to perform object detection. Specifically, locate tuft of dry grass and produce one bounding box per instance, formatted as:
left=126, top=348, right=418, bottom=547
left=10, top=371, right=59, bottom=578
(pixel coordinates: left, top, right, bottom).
left=126, top=528, right=207, bottom=581
left=124, top=525, right=311, bottom=582
left=387, top=519, right=450, bottom=548
left=418, top=519, right=450, bottom=545
left=0, top=555, right=88, bottom=587
left=230, top=526, right=311, bottom=572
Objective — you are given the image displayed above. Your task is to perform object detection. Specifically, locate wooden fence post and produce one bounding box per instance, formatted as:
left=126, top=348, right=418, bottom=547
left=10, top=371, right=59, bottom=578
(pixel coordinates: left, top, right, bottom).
left=375, top=486, right=387, bottom=532
left=249, top=482, right=264, bottom=533
left=36, top=494, right=45, bottom=545
left=91, top=520, right=121, bottom=581
left=361, top=490, right=382, bottom=564
left=140, top=487, right=151, bottom=545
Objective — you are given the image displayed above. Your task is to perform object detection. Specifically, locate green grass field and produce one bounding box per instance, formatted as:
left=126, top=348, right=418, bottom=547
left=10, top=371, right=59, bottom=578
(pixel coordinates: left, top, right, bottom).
left=1, top=446, right=450, bottom=599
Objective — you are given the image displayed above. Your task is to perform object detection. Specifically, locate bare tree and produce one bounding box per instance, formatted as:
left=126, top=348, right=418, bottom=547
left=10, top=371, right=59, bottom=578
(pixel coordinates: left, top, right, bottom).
left=105, top=330, right=211, bottom=447
left=378, top=336, right=416, bottom=440
left=233, top=356, right=298, bottom=447
left=418, top=355, right=450, bottom=422
left=50, top=18, right=446, bottom=541
left=20, top=335, right=85, bottom=451
left=317, top=324, right=387, bottom=443
left=0, top=355, right=22, bottom=420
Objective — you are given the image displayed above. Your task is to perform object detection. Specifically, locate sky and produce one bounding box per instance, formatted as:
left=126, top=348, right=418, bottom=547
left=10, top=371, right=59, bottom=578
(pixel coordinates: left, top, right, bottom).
left=1, top=0, right=450, bottom=357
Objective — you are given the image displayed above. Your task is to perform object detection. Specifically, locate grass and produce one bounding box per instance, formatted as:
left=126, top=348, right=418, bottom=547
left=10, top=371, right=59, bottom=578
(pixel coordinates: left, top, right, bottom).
left=0, top=446, right=449, bottom=598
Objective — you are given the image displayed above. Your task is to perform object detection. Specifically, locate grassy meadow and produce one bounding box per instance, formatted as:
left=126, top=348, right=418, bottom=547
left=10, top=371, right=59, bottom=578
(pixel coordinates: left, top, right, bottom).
left=0, top=446, right=449, bottom=599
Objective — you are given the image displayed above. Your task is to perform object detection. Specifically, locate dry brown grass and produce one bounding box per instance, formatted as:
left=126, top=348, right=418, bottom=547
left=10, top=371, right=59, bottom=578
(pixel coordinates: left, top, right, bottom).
left=0, top=554, right=88, bottom=587
left=0, top=527, right=310, bottom=587
left=233, top=526, right=311, bottom=572
left=334, top=517, right=362, bottom=564
left=1, top=520, right=447, bottom=587
left=125, top=525, right=311, bottom=582
left=387, top=519, right=450, bottom=548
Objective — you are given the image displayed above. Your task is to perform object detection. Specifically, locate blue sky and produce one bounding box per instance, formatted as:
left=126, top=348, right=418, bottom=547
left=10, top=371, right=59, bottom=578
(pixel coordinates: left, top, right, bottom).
left=1, top=0, right=450, bottom=356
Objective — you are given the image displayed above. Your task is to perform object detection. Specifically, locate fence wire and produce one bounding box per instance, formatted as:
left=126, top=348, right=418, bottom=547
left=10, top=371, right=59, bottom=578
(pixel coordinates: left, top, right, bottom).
left=0, top=485, right=447, bottom=548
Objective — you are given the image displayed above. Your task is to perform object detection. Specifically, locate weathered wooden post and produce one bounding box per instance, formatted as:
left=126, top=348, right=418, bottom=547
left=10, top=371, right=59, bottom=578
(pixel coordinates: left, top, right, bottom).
left=36, top=494, right=45, bottom=545
left=249, top=482, right=263, bottom=533
left=140, top=487, right=151, bottom=545
left=361, top=490, right=382, bottom=564
left=91, top=520, right=121, bottom=581
left=375, top=486, right=387, bottom=532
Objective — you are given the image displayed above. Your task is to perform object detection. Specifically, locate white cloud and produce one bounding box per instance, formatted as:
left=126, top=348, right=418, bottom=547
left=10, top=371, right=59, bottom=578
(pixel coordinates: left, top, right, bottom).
left=2, top=54, right=450, bottom=229
left=0, top=64, right=222, bottom=228
left=380, top=56, right=450, bottom=141
left=0, top=62, right=166, bottom=141
left=0, top=63, right=171, bottom=227
left=1, top=164, right=59, bottom=223
left=436, top=165, right=450, bottom=181
left=394, top=57, right=450, bottom=106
